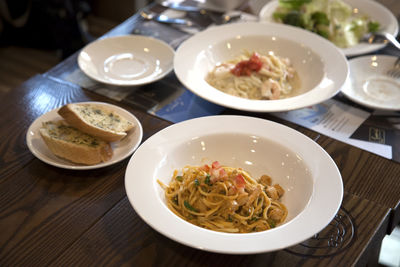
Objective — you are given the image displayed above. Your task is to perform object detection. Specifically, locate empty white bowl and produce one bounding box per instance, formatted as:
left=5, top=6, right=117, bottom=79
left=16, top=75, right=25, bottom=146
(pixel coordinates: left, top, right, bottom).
left=125, top=115, right=343, bottom=254
left=78, top=35, right=174, bottom=86
left=343, top=55, right=400, bottom=111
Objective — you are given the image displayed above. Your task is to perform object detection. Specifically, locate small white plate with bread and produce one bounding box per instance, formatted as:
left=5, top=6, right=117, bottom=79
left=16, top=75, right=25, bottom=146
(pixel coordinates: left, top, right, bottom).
left=26, top=102, right=143, bottom=170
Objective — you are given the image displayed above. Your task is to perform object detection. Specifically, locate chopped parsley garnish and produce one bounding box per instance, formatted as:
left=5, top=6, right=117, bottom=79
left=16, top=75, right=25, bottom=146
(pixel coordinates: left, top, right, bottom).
left=249, top=217, right=258, bottom=222
left=176, top=176, right=183, bottom=182
left=268, top=219, right=276, bottom=228
left=194, top=179, right=200, bottom=186
left=184, top=201, right=199, bottom=212
left=204, top=174, right=211, bottom=185
left=90, top=140, right=99, bottom=146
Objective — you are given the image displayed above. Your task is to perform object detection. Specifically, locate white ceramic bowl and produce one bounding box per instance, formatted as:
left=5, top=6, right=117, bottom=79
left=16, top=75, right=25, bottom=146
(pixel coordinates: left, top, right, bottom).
left=78, top=35, right=174, bottom=86
left=258, top=0, right=399, bottom=57
left=125, top=115, right=343, bottom=254
left=174, top=22, right=348, bottom=112
left=342, top=55, right=400, bottom=111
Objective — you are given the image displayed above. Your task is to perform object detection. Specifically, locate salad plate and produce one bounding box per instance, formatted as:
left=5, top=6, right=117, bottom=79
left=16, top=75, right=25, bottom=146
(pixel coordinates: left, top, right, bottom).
left=259, top=0, right=399, bottom=57
left=342, top=55, right=400, bottom=111
left=78, top=35, right=174, bottom=86
left=26, top=102, right=143, bottom=170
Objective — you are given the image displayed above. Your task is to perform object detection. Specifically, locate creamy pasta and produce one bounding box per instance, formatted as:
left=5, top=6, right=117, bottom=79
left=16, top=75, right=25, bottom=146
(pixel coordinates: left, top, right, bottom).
left=205, top=51, right=299, bottom=100
left=158, top=161, right=287, bottom=233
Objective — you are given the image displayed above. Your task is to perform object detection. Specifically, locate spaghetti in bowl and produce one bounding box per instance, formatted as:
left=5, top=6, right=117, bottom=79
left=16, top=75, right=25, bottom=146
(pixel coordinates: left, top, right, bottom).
left=158, top=161, right=289, bottom=233
left=125, top=116, right=343, bottom=254
left=174, top=22, right=348, bottom=112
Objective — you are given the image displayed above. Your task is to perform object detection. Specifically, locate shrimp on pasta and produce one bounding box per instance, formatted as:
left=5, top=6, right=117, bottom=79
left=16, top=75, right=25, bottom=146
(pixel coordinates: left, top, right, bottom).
left=205, top=51, right=299, bottom=100
left=158, top=161, right=287, bottom=233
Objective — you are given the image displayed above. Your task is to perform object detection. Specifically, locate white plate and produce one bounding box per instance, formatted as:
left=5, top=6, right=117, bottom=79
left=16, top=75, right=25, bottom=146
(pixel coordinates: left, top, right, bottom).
left=26, top=102, right=143, bottom=170
left=342, top=55, right=400, bottom=111
left=125, top=115, right=343, bottom=254
left=174, top=22, right=348, bottom=112
left=78, top=35, right=175, bottom=86
left=259, top=0, right=399, bottom=57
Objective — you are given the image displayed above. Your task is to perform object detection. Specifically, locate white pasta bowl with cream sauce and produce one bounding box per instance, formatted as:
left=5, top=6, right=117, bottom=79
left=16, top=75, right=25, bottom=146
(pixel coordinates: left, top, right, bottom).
left=125, top=115, right=343, bottom=254
left=174, top=22, right=348, bottom=112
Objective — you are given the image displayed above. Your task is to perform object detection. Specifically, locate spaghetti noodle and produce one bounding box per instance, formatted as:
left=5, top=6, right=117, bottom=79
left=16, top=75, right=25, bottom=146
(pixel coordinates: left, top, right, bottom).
left=158, top=161, right=287, bottom=233
left=205, top=51, right=299, bottom=100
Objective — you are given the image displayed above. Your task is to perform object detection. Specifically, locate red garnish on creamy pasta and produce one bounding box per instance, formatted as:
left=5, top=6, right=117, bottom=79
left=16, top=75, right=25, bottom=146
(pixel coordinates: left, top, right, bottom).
left=231, top=52, right=263, bottom=76
left=206, top=51, right=300, bottom=100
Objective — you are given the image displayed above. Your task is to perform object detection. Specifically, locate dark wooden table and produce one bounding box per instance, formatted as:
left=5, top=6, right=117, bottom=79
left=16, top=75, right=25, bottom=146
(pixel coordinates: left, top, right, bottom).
left=1, top=1, right=400, bottom=266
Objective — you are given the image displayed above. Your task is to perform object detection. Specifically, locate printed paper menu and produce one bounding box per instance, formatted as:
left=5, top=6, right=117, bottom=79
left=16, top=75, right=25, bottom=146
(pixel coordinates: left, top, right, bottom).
left=273, top=99, right=393, bottom=160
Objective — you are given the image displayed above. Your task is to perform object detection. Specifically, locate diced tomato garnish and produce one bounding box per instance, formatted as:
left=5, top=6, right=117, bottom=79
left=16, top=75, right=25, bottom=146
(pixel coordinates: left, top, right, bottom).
left=231, top=52, right=263, bottom=77
left=211, top=161, right=221, bottom=169
left=208, top=161, right=228, bottom=183
left=200, top=164, right=210, bottom=172
left=235, top=174, right=246, bottom=188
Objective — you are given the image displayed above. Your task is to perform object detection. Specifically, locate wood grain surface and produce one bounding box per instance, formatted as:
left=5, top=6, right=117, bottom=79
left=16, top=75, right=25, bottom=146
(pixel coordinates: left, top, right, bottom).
left=48, top=193, right=388, bottom=267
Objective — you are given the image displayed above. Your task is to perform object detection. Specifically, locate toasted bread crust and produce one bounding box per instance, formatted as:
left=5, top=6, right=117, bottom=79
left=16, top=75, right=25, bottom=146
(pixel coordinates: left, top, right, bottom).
left=40, top=121, right=113, bottom=165
left=58, top=103, right=134, bottom=142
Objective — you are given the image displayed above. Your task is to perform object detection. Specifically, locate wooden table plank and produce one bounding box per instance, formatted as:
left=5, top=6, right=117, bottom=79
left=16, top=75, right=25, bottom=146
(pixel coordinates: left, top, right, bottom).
left=0, top=160, right=127, bottom=266
left=48, top=192, right=389, bottom=266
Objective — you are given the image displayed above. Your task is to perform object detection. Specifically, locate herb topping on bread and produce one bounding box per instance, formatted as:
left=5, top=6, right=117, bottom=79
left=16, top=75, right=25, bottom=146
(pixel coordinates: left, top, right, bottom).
left=58, top=103, right=134, bottom=142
